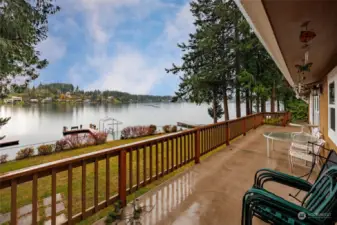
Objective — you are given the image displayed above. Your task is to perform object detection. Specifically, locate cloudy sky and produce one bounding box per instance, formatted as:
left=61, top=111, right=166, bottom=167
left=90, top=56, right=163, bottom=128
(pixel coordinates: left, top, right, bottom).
left=35, top=0, right=194, bottom=96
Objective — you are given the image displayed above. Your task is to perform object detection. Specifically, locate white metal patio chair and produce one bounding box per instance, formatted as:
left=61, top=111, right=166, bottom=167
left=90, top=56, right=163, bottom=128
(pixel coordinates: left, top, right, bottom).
left=290, top=127, right=321, bottom=152
left=288, top=138, right=325, bottom=172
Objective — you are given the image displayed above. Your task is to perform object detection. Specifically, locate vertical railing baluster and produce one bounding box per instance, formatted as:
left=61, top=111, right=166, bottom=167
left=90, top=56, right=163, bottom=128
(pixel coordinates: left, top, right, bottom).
left=150, top=144, right=153, bottom=182
left=32, top=174, right=38, bottom=225
left=180, top=136, right=183, bottom=166
left=106, top=154, right=111, bottom=201
left=226, top=123, right=230, bottom=145
left=171, top=138, right=174, bottom=171
left=175, top=138, right=178, bottom=169
left=161, top=141, right=164, bottom=176
left=185, top=135, right=188, bottom=161
left=207, top=128, right=210, bottom=152
left=187, top=134, right=190, bottom=161
left=82, top=161, right=86, bottom=219
left=144, top=145, right=147, bottom=184
left=136, top=148, right=140, bottom=189
left=128, top=150, right=132, bottom=193
left=68, top=164, right=73, bottom=224
left=202, top=130, right=205, bottom=154
left=52, top=169, right=56, bottom=225
left=94, top=158, right=98, bottom=212
left=118, top=150, right=127, bottom=206
left=195, top=129, right=200, bottom=164
left=156, top=143, right=159, bottom=179
left=166, top=139, right=169, bottom=174
left=11, top=179, right=17, bottom=225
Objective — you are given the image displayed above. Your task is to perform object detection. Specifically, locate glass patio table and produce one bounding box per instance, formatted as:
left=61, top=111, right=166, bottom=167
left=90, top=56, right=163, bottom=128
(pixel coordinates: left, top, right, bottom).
left=263, top=132, right=318, bottom=158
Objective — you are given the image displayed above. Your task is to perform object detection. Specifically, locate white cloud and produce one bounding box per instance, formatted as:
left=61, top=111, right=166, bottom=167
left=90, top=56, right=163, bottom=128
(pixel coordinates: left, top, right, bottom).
left=67, top=1, right=194, bottom=95
left=37, top=36, right=67, bottom=63
left=163, top=3, right=195, bottom=45
left=86, top=49, right=160, bottom=93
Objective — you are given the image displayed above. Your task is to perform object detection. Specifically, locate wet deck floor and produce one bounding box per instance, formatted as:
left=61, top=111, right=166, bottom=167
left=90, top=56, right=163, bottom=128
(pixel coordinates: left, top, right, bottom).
left=94, top=125, right=317, bottom=225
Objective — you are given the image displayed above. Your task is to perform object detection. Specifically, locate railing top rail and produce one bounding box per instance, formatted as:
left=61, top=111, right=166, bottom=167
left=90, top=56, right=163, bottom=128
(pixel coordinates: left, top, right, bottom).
left=0, top=112, right=287, bottom=183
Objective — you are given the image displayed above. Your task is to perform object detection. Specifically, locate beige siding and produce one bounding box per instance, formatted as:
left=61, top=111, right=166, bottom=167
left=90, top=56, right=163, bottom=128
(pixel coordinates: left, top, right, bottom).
left=320, top=76, right=337, bottom=153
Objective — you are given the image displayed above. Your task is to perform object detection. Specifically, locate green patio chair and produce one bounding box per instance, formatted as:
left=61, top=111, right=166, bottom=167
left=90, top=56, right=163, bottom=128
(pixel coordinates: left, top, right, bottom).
left=254, top=149, right=337, bottom=190
left=242, top=166, right=337, bottom=225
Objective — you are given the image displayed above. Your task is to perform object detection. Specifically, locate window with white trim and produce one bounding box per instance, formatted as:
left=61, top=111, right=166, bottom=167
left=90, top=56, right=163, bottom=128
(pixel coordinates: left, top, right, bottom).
left=328, top=75, right=337, bottom=144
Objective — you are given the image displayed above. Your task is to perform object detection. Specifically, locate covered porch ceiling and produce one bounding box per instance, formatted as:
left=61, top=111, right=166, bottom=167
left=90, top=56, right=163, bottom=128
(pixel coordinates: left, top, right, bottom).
left=235, top=0, right=337, bottom=87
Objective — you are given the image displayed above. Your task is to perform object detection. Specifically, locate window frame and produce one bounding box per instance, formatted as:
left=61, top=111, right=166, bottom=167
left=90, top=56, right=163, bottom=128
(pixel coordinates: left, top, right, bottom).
left=328, top=73, right=337, bottom=145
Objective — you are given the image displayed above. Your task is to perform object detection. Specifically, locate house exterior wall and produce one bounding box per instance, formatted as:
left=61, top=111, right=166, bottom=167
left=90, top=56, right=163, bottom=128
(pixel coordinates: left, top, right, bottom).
left=320, top=71, right=337, bottom=153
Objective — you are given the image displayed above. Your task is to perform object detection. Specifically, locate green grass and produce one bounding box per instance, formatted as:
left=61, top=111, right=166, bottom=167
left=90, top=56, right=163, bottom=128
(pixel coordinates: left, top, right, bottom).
left=0, top=135, right=160, bottom=174
left=0, top=134, right=228, bottom=224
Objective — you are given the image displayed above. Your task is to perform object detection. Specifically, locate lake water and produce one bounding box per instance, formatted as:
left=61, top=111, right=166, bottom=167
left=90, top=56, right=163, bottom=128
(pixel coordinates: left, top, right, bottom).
left=0, top=102, right=276, bottom=159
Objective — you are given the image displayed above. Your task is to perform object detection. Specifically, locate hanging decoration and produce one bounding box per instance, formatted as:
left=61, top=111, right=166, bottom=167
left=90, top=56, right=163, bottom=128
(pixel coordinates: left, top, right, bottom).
left=300, top=21, right=316, bottom=48
left=294, top=21, right=317, bottom=96
left=295, top=62, right=313, bottom=73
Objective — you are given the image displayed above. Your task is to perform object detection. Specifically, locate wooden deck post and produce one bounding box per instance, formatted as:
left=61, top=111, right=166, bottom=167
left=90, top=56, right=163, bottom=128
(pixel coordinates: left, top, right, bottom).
left=283, top=112, right=287, bottom=127
left=195, top=129, right=200, bottom=164
left=253, top=115, right=256, bottom=129
left=226, top=123, right=230, bottom=145
left=118, top=149, right=127, bottom=207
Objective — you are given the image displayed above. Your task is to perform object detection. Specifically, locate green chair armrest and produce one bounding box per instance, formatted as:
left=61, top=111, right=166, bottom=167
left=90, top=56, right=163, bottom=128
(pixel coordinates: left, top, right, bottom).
left=243, top=188, right=322, bottom=225
left=254, top=168, right=312, bottom=192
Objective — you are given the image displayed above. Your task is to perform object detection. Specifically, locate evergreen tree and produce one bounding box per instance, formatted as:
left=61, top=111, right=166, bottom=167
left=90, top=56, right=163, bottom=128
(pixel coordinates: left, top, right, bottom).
left=0, top=0, right=59, bottom=129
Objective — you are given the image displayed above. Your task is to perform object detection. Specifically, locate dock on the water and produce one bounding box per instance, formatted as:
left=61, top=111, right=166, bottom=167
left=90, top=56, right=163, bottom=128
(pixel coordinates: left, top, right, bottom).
left=0, top=139, right=19, bottom=148
left=177, top=122, right=202, bottom=129
left=63, top=128, right=98, bottom=136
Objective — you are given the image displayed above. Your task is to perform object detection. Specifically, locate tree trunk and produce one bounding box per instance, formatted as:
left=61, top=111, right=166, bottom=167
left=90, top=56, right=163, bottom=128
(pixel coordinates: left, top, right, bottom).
left=261, top=98, right=266, bottom=113
left=234, top=12, right=241, bottom=119
left=256, top=96, right=260, bottom=113
left=236, top=87, right=241, bottom=118
left=271, top=81, right=276, bottom=112
left=277, top=98, right=280, bottom=112
left=245, top=89, right=250, bottom=115
left=213, top=92, right=217, bottom=124
left=223, top=91, right=229, bottom=121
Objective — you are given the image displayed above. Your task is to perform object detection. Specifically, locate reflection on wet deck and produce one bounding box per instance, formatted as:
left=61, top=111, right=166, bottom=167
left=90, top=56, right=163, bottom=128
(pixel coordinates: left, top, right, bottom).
left=119, top=171, right=196, bottom=225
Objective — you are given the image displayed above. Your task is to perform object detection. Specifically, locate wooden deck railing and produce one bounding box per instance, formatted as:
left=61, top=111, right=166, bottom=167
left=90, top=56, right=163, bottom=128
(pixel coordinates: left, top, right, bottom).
left=0, top=112, right=290, bottom=225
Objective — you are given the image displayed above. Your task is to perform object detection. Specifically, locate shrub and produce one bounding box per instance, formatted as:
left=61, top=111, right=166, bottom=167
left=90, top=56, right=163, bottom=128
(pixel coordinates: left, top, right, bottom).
left=149, top=125, right=157, bottom=135
left=286, top=99, right=308, bottom=122
left=37, top=144, right=53, bottom=155
left=0, top=154, right=8, bottom=164
left=162, top=125, right=178, bottom=133
left=16, top=147, right=34, bottom=160
left=121, top=125, right=155, bottom=139
left=55, top=139, right=68, bottom=152
left=264, top=117, right=282, bottom=125
left=64, top=135, right=83, bottom=149
left=121, top=127, right=132, bottom=139
left=163, top=125, right=170, bottom=133
left=92, top=132, right=108, bottom=144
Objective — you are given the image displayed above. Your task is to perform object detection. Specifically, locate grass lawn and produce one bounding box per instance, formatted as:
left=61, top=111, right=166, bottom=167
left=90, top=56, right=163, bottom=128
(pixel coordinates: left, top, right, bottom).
left=0, top=134, right=228, bottom=224
left=0, top=135, right=161, bottom=174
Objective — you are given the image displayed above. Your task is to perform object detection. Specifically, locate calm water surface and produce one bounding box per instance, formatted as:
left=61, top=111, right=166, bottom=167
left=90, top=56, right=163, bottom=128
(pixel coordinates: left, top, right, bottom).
left=0, top=102, right=256, bottom=159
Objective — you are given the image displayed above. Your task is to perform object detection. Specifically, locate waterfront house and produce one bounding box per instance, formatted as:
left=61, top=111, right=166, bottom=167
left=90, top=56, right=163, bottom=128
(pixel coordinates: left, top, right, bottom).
left=41, top=97, right=52, bottom=103
left=4, top=96, right=22, bottom=104
left=65, top=91, right=72, bottom=98
left=30, top=99, right=38, bottom=103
